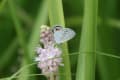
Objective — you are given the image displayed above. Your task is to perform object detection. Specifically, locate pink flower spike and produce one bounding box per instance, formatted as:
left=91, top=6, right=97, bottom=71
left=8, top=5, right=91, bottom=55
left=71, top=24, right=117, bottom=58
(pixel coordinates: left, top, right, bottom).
left=35, top=25, right=64, bottom=76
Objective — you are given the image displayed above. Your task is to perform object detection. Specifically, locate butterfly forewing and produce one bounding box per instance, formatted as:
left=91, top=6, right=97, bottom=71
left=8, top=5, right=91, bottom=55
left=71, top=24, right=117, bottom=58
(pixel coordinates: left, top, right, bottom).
left=53, top=26, right=76, bottom=44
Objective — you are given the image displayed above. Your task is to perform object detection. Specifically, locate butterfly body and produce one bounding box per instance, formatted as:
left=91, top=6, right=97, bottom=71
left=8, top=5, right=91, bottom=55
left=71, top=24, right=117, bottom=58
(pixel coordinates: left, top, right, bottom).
left=52, top=25, right=76, bottom=44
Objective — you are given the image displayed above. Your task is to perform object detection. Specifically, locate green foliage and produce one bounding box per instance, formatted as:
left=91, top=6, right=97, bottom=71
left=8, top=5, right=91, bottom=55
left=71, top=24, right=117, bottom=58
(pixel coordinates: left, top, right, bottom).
left=0, top=0, right=120, bottom=80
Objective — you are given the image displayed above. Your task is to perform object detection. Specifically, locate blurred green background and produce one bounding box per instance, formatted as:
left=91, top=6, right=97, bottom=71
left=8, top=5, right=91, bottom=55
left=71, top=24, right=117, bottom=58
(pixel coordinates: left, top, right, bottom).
left=0, top=0, right=120, bottom=80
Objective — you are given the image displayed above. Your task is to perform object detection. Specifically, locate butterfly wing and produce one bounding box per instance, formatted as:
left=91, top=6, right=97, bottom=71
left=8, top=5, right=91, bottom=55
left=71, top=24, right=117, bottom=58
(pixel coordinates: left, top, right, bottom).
left=53, top=30, right=64, bottom=44
left=61, top=28, right=76, bottom=42
left=54, top=28, right=76, bottom=44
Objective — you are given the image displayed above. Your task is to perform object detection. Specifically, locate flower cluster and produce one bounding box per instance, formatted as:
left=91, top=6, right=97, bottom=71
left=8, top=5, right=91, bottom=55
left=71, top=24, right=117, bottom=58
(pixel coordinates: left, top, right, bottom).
left=35, top=25, right=63, bottom=76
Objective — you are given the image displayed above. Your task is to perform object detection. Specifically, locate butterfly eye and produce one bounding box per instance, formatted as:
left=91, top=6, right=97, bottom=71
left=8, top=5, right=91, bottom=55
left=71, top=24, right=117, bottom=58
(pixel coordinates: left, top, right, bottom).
left=54, top=25, right=62, bottom=31
left=55, top=28, right=60, bottom=31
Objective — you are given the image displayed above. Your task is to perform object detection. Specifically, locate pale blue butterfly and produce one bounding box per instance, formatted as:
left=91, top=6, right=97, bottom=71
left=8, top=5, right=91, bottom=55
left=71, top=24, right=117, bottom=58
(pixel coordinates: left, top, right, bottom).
left=52, top=25, right=76, bottom=44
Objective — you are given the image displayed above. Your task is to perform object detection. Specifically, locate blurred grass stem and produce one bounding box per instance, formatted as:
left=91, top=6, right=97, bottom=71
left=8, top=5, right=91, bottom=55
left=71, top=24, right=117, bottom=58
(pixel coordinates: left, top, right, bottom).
left=8, top=0, right=30, bottom=61
left=76, top=0, right=98, bottom=80
left=0, top=0, right=8, bottom=12
left=8, top=0, right=31, bottom=80
left=27, top=0, right=48, bottom=61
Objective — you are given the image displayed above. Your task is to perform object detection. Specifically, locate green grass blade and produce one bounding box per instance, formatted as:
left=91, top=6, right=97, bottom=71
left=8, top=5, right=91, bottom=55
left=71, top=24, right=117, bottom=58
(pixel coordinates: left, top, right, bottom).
left=0, top=0, right=8, bottom=12
left=8, top=0, right=30, bottom=80
left=27, top=0, right=48, bottom=62
left=17, top=60, right=30, bottom=80
left=8, top=0, right=30, bottom=61
left=48, top=0, right=71, bottom=80
left=76, top=0, right=98, bottom=80
left=9, top=63, right=36, bottom=80
left=48, top=0, right=65, bottom=26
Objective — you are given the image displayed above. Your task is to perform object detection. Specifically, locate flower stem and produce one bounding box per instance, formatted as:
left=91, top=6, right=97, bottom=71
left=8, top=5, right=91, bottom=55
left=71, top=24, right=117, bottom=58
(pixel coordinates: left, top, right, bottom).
left=49, top=73, right=54, bottom=80
left=48, top=0, right=71, bottom=80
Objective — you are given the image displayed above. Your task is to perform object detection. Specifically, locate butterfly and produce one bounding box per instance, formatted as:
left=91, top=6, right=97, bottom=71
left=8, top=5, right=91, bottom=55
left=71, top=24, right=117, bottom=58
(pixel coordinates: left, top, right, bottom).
left=52, top=25, right=76, bottom=44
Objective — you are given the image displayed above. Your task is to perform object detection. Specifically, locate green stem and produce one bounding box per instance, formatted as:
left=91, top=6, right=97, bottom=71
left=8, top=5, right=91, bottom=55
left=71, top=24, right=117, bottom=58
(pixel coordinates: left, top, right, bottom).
left=9, top=63, right=36, bottom=80
left=76, top=0, right=98, bottom=80
left=48, top=0, right=71, bottom=80
left=49, top=73, right=54, bottom=80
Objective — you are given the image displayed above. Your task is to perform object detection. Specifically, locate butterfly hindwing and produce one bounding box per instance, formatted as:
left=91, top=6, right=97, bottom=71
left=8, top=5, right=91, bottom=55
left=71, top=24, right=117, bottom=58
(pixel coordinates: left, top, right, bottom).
left=61, top=28, right=75, bottom=42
